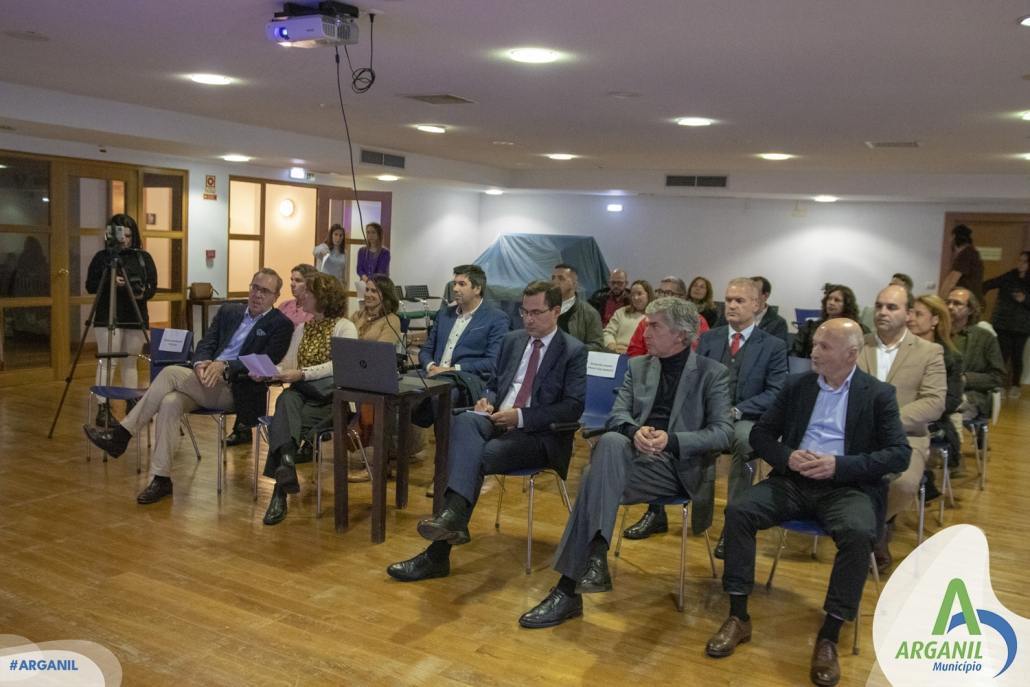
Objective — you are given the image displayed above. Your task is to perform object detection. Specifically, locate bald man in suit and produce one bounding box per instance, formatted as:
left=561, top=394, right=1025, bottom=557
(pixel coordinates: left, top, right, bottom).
left=858, top=285, right=945, bottom=571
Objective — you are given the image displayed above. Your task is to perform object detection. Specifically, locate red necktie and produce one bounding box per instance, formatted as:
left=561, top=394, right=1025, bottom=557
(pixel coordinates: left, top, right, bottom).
left=730, top=332, right=743, bottom=357
left=513, top=339, right=543, bottom=408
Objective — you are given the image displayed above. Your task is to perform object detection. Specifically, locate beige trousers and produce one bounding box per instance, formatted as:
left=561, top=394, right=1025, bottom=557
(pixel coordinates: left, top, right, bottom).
left=122, top=365, right=234, bottom=478
left=886, top=436, right=928, bottom=520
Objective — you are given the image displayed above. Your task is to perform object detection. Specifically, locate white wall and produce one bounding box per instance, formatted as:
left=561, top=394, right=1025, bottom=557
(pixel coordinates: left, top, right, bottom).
left=479, top=193, right=1030, bottom=322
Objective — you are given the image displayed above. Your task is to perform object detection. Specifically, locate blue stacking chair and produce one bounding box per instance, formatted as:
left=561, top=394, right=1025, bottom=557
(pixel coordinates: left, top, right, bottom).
left=794, top=308, right=822, bottom=328
left=580, top=353, right=629, bottom=435
left=86, top=327, right=195, bottom=472
left=491, top=465, right=573, bottom=575
left=765, top=519, right=881, bottom=655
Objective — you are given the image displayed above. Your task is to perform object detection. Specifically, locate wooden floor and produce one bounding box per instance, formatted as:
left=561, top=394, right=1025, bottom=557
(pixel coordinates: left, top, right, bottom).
left=3, top=380, right=1028, bottom=686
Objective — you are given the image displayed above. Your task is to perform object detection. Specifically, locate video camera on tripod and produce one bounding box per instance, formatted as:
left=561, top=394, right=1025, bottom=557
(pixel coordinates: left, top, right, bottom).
left=104, top=222, right=145, bottom=297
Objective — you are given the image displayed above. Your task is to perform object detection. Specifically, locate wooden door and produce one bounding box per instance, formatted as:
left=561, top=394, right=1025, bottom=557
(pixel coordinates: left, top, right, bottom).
left=941, top=213, right=1030, bottom=320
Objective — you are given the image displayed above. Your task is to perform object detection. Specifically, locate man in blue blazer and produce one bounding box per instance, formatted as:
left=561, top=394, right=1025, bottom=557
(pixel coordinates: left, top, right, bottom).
left=84, top=268, right=293, bottom=504
left=519, top=298, right=732, bottom=628
left=625, top=278, right=788, bottom=551
left=388, top=281, right=586, bottom=581
left=706, top=318, right=910, bottom=687
left=412, top=264, right=510, bottom=427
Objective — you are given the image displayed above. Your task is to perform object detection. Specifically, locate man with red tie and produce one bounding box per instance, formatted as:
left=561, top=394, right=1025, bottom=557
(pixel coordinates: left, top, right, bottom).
left=387, top=281, right=587, bottom=582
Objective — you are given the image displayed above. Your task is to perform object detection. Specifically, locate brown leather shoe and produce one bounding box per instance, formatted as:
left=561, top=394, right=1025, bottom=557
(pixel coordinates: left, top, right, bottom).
left=705, top=616, right=752, bottom=657
left=810, top=638, right=840, bottom=686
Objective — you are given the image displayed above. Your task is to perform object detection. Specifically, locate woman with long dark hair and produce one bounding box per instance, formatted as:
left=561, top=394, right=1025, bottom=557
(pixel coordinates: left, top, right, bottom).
left=356, top=222, right=391, bottom=281
left=85, top=213, right=157, bottom=427
left=687, top=276, right=718, bottom=327
left=791, top=283, right=865, bottom=358
left=313, top=223, right=347, bottom=284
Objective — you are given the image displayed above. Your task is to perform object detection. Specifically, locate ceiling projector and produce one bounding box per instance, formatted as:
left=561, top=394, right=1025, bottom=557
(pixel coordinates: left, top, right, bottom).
left=267, top=2, right=359, bottom=48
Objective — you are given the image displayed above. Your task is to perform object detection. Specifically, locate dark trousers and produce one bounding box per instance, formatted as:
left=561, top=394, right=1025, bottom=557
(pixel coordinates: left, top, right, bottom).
left=722, top=475, right=877, bottom=621
left=261, top=388, right=333, bottom=478
left=445, top=412, right=550, bottom=515
left=996, top=329, right=1028, bottom=387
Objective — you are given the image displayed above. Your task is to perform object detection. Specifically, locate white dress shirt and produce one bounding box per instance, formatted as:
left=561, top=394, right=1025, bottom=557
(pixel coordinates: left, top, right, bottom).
left=430, top=299, right=483, bottom=370
left=727, top=321, right=757, bottom=350
left=874, top=329, right=906, bottom=382
left=560, top=295, right=576, bottom=315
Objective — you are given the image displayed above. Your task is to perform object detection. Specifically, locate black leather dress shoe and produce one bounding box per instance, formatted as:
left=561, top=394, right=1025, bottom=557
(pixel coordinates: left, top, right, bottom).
left=225, top=428, right=253, bottom=446
left=575, top=554, right=612, bottom=594
left=84, top=424, right=130, bottom=458
left=623, top=508, right=668, bottom=540
left=137, top=477, right=173, bottom=504
left=263, top=485, right=288, bottom=525
left=519, top=588, right=583, bottom=629
left=386, top=550, right=450, bottom=582
left=274, top=453, right=300, bottom=494
left=714, top=534, right=726, bottom=560
left=417, top=508, right=471, bottom=545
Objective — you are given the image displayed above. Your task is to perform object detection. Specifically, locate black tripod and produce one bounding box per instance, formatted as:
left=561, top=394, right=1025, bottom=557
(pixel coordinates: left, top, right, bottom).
left=48, top=245, right=151, bottom=457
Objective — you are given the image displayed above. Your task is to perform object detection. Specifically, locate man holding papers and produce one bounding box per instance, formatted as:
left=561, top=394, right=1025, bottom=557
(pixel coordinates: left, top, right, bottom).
left=387, top=281, right=586, bottom=582
left=84, top=268, right=293, bottom=504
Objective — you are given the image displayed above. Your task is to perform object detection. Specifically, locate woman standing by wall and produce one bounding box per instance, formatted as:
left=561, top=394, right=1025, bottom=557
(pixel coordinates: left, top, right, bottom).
left=356, top=222, right=390, bottom=281
left=982, top=251, right=1030, bottom=397
left=313, top=223, right=347, bottom=284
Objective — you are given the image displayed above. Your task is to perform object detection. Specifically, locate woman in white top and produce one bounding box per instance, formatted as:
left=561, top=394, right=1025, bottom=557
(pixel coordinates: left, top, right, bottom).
left=258, top=272, right=357, bottom=525
left=602, top=279, right=653, bottom=353
left=312, top=223, right=347, bottom=284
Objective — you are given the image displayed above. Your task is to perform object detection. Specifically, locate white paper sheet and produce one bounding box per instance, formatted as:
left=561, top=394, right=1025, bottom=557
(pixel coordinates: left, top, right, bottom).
left=239, top=353, right=279, bottom=377
left=586, top=351, right=620, bottom=378
left=157, top=328, right=189, bottom=353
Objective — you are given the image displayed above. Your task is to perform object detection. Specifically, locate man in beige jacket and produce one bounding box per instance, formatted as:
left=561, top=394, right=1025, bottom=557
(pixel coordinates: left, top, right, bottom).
left=857, top=285, right=946, bottom=572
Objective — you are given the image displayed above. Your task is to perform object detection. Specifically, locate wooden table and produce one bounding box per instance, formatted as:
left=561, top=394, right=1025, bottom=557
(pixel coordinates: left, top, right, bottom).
left=332, top=376, right=453, bottom=542
left=186, top=297, right=248, bottom=336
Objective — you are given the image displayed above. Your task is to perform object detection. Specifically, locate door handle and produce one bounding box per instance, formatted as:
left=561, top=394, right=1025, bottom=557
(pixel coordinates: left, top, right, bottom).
left=57, top=268, right=69, bottom=277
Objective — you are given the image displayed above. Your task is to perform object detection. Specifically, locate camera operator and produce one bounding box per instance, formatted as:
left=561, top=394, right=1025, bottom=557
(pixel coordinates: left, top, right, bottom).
left=85, top=213, right=158, bottom=427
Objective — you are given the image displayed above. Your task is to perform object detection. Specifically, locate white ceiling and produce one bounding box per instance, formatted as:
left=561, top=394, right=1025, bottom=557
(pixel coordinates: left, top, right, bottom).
left=1, top=0, right=1030, bottom=179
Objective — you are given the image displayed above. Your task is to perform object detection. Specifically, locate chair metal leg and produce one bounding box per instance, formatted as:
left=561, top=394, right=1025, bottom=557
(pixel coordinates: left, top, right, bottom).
left=525, top=476, right=535, bottom=575
left=979, top=425, right=988, bottom=490
left=811, top=534, right=819, bottom=559
left=917, top=482, right=926, bottom=545
left=252, top=425, right=262, bottom=501
left=215, top=415, right=225, bottom=494
left=765, top=528, right=788, bottom=590
left=555, top=475, right=572, bottom=513
left=135, top=434, right=142, bottom=474
left=853, top=603, right=861, bottom=655
left=494, top=475, right=507, bottom=529
left=315, top=434, right=324, bottom=517
left=677, top=503, right=688, bottom=612
left=182, top=417, right=201, bottom=461
left=85, top=393, right=93, bottom=462
left=703, top=530, right=717, bottom=578
left=613, top=507, right=628, bottom=558
left=868, top=552, right=880, bottom=592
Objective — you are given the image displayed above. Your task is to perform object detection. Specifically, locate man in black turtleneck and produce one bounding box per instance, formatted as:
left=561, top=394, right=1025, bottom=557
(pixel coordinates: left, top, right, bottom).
left=519, top=297, right=733, bottom=629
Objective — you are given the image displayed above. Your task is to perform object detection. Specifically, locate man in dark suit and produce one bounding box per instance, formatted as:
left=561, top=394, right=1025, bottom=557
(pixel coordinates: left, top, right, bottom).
left=750, top=275, right=789, bottom=345
left=623, top=278, right=787, bottom=552
left=84, top=268, right=293, bottom=504
left=705, top=319, right=910, bottom=687
left=387, top=281, right=586, bottom=581
left=412, top=264, right=509, bottom=426
left=519, top=298, right=733, bottom=629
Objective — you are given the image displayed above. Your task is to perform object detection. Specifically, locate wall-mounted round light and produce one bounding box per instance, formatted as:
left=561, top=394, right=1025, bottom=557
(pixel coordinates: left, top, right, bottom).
left=278, top=199, right=295, bottom=217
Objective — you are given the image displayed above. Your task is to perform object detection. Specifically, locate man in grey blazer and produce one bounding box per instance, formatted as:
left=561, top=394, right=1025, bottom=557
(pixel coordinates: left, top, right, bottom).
left=519, top=298, right=733, bottom=628
left=624, top=278, right=787, bottom=553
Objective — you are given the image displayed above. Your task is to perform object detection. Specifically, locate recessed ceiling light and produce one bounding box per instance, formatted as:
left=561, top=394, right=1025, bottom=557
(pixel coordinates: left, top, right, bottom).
left=41, top=196, right=49, bottom=203
left=415, top=124, right=447, bottom=134
left=1021, top=112, right=1030, bottom=121
left=759, top=153, right=795, bottom=161
left=545, top=153, right=577, bottom=161
left=492, top=140, right=515, bottom=146
left=376, top=174, right=400, bottom=181
left=813, top=195, right=839, bottom=203
left=221, top=154, right=251, bottom=162
left=289, top=167, right=307, bottom=180
left=675, top=117, right=714, bottom=127
left=0, top=164, right=7, bottom=169
left=1022, top=154, right=1030, bottom=161
left=1020, top=14, right=1030, bottom=27
left=484, top=188, right=504, bottom=196
left=188, top=73, right=234, bottom=86
left=507, top=47, right=561, bottom=64
left=606, top=203, right=624, bottom=213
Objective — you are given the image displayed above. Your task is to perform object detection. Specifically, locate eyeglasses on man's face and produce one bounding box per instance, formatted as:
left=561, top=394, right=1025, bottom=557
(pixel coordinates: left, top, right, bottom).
left=520, top=307, right=554, bottom=319
left=249, top=283, right=275, bottom=297
left=655, top=288, right=682, bottom=298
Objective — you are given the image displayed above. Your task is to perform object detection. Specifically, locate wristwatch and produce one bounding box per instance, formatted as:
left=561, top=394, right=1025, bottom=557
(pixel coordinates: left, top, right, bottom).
left=731, top=407, right=742, bottom=421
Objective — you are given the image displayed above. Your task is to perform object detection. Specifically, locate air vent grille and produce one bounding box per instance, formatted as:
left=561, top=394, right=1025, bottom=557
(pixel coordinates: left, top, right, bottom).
left=865, top=141, right=920, bottom=149
left=361, top=149, right=406, bottom=169
left=402, top=93, right=476, bottom=105
left=665, top=175, right=728, bottom=188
